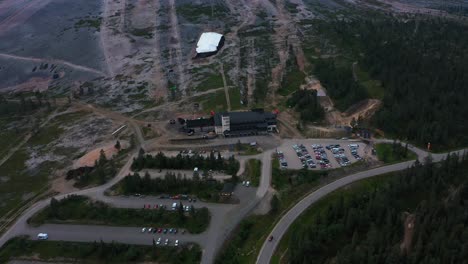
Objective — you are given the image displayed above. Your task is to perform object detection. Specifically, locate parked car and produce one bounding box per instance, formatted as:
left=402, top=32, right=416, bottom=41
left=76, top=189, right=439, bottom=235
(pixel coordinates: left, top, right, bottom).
left=156, top=237, right=161, bottom=245
left=165, top=239, right=169, bottom=246
left=37, top=233, right=48, bottom=240
left=174, top=240, right=179, bottom=246
left=148, top=228, right=152, bottom=233
left=141, top=228, right=146, bottom=233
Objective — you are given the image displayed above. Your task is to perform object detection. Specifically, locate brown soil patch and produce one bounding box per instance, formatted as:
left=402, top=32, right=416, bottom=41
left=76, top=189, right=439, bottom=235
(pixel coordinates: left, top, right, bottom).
left=74, top=140, right=128, bottom=168
left=1, top=76, right=51, bottom=92
left=400, top=212, right=415, bottom=253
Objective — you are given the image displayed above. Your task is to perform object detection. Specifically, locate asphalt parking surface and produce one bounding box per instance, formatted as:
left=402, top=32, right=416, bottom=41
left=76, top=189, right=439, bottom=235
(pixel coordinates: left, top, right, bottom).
left=276, top=139, right=366, bottom=170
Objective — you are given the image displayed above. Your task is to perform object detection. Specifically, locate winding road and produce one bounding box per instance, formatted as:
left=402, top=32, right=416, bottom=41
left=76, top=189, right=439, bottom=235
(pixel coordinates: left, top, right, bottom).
left=256, top=142, right=468, bottom=264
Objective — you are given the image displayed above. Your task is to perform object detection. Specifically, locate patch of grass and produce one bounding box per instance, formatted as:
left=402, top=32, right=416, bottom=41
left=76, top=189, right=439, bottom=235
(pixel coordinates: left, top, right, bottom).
left=29, top=195, right=210, bottom=234
left=0, top=149, right=56, bottom=217
left=197, top=90, right=227, bottom=112
left=195, top=74, right=224, bottom=91
left=375, top=143, right=416, bottom=164
left=0, top=236, right=201, bottom=263
left=229, top=88, right=243, bottom=110
left=278, top=70, right=306, bottom=96
left=356, top=67, right=384, bottom=99
left=177, top=3, right=229, bottom=22
left=74, top=17, right=102, bottom=31
left=244, top=159, right=261, bottom=187
left=28, top=124, right=64, bottom=146
left=130, top=27, right=154, bottom=39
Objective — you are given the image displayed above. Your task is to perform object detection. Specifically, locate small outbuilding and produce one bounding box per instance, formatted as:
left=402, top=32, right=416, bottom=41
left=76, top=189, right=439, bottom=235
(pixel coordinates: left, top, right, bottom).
left=195, top=32, right=225, bottom=58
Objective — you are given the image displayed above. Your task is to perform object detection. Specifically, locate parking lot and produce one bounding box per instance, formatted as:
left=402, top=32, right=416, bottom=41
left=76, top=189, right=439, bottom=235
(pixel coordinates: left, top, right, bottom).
left=276, top=139, right=367, bottom=170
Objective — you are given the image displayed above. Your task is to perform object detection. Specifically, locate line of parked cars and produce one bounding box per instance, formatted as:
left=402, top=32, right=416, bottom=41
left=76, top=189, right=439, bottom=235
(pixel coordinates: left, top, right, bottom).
left=141, top=227, right=180, bottom=234
left=293, top=144, right=317, bottom=169
left=311, top=144, right=331, bottom=169
left=327, top=144, right=351, bottom=166
left=156, top=237, right=179, bottom=247
left=277, top=150, right=288, bottom=169
left=348, top=144, right=362, bottom=160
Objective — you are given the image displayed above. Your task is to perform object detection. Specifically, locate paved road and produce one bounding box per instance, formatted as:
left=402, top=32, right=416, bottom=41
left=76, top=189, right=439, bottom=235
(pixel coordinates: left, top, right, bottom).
left=256, top=144, right=468, bottom=264
left=0, top=146, right=270, bottom=264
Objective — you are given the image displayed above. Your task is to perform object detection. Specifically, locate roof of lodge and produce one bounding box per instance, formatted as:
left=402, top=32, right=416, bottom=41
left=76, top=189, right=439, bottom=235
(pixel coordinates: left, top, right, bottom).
left=214, top=110, right=277, bottom=126
left=196, top=32, right=223, bottom=53
left=221, top=182, right=235, bottom=193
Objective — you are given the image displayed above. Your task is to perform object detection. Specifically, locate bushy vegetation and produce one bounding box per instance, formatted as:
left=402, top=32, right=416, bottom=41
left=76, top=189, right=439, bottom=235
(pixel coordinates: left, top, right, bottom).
left=375, top=142, right=416, bottom=164
left=29, top=195, right=210, bottom=233
left=115, top=172, right=224, bottom=202
left=314, top=60, right=368, bottom=111
left=131, top=150, right=239, bottom=176
left=0, top=236, right=201, bottom=263
left=66, top=149, right=117, bottom=188
left=244, top=159, right=261, bottom=187
left=287, top=89, right=325, bottom=122
left=287, top=154, right=468, bottom=263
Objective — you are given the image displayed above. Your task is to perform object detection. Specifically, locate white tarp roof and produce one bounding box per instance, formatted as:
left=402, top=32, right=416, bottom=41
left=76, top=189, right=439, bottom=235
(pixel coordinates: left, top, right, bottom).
left=196, top=32, right=223, bottom=53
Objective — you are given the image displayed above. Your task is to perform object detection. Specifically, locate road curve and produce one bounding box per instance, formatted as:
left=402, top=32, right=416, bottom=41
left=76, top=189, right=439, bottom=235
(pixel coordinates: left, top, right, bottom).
left=256, top=145, right=468, bottom=264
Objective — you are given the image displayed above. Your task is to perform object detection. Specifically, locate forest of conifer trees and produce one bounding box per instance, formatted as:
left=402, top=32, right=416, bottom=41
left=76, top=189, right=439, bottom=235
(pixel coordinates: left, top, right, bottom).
left=288, top=154, right=468, bottom=263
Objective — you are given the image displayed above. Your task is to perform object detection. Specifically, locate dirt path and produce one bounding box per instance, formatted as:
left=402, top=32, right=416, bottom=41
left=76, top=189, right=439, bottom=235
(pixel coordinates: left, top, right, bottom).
left=220, top=63, right=231, bottom=111
left=246, top=38, right=256, bottom=105
left=147, top=0, right=168, bottom=98
left=168, top=0, right=188, bottom=93
left=0, top=53, right=106, bottom=76
left=400, top=212, right=415, bottom=253
left=100, top=0, right=131, bottom=77
left=72, top=102, right=144, bottom=145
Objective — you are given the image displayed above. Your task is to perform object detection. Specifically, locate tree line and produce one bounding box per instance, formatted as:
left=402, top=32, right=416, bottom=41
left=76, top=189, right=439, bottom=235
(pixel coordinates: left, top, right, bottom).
left=0, top=236, right=201, bottom=263
left=117, top=172, right=224, bottom=202
left=29, top=195, right=210, bottom=234
left=131, top=149, right=240, bottom=176
left=314, top=60, right=368, bottom=112
left=66, top=149, right=117, bottom=188
left=287, top=89, right=325, bottom=122
left=288, top=153, right=468, bottom=263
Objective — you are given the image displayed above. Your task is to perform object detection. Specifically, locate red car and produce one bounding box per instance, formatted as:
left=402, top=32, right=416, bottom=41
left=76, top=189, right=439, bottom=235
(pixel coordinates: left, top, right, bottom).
left=157, top=228, right=162, bottom=233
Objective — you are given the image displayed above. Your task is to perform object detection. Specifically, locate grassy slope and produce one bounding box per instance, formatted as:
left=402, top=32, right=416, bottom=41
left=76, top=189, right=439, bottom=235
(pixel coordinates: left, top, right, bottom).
left=0, top=111, right=89, bottom=218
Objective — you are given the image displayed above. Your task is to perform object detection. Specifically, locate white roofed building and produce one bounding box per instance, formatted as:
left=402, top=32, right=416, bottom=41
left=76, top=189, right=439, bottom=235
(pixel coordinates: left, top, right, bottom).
left=196, top=32, right=225, bottom=58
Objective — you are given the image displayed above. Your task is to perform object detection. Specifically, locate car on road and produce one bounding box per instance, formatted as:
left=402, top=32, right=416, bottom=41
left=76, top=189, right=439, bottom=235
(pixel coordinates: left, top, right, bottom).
left=174, top=240, right=179, bottom=246
left=164, top=238, right=169, bottom=246
left=37, top=233, right=48, bottom=240
left=156, top=237, right=161, bottom=245
left=141, top=228, right=146, bottom=233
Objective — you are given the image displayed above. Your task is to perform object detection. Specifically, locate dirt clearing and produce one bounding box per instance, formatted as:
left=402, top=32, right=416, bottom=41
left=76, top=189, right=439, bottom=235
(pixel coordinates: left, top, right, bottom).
left=74, top=140, right=129, bottom=168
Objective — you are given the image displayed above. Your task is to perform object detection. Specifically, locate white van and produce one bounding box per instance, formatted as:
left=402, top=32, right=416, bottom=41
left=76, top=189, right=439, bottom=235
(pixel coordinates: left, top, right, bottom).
left=172, top=202, right=178, bottom=210
left=37, top=233, right=48, bottom=240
